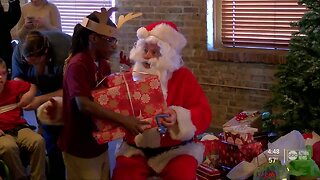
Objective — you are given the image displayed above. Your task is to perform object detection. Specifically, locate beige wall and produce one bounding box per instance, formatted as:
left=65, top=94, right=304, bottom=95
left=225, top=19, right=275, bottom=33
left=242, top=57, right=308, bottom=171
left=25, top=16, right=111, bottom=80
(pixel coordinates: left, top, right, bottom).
left=115, top=0, right=280, bottom=130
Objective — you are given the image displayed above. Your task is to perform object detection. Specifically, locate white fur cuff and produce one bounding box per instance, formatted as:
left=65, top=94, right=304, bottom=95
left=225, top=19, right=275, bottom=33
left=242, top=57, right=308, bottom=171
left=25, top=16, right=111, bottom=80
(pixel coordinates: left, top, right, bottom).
left=169, top=106, right=196, bottom=141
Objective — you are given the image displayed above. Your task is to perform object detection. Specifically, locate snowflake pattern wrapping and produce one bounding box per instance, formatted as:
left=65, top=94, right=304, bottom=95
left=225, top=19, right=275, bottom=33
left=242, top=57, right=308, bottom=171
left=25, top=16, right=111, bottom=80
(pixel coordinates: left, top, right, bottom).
left=91, top=72, right=166, bottom=144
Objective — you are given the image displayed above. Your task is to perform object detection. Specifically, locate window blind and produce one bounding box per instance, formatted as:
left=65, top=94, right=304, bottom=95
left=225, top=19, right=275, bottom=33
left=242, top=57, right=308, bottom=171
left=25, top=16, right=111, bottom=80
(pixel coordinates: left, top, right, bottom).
left=221, top=0, right=307, bottom=50
left=48, top=0, right=113, bottom=35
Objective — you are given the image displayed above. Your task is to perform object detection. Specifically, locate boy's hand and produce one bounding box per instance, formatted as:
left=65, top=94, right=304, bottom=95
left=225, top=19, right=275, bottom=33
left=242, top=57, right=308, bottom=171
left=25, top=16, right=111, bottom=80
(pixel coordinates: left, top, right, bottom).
left=121, top=116, right=149, bottom=135
left=22, top=96, right=42, bottom=110
left=161, top=108, right=177, bottom=127
left=18, top=93, right=34, bottom=108
left=0, top=129, right=5, bottom=136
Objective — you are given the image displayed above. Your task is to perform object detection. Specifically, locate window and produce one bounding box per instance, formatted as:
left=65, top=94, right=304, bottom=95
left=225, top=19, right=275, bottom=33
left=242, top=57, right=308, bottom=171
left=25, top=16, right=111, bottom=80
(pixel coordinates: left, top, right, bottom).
left=48, top=0, right=115, bottom=35
left=208, top=0, right=307, bottom=50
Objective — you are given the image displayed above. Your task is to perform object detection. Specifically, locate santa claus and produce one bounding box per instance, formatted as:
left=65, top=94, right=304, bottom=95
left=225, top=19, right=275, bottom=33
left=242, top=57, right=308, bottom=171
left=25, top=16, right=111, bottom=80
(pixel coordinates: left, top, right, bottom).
left=113, top=21, right=212, bottom=180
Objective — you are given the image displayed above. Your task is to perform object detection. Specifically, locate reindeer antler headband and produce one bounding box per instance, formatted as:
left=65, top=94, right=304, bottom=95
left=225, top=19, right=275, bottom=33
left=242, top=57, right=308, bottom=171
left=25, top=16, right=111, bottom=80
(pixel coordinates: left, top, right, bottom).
left=81, top=7, right=142, bottom=38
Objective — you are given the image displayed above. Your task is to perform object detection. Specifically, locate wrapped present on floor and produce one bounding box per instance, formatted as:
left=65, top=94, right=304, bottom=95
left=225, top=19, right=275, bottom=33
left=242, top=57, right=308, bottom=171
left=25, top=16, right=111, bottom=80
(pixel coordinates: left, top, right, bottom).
left=223, top=110, right=262, bottom=129
left=218, top=139, right=263, bottom=168
left=197, top=133, right=220, bottom=168
left=91, top=71, right=166, bottom=144
left=196, top=163, right=221, bottom=180
left=223, top=125, right=258, bottom=145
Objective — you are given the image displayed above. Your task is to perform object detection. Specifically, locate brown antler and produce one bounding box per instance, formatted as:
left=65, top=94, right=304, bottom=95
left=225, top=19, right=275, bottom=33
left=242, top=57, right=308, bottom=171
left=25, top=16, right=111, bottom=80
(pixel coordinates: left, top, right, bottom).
left=117, top=12, right=143, bottom=29
left=95, top=7, right=118, bottom=24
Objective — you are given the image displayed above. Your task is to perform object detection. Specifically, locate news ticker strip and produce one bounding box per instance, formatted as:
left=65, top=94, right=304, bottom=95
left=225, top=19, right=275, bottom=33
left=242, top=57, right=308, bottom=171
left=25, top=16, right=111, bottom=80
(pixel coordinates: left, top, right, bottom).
left=267, top=149, right=309, bottom=164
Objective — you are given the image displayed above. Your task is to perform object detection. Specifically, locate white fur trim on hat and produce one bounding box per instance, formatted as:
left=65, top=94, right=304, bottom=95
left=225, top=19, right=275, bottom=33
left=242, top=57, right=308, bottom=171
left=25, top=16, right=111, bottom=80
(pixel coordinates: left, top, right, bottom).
left=168, top=106, right=196, bottom=141
left=37, top=97, right=63, bottom=125
left=137, top=23, right=187, bottom=53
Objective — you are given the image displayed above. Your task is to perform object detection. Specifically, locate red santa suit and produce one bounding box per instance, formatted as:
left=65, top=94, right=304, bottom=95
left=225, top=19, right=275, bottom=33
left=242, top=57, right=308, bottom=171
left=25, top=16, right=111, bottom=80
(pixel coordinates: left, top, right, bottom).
left=113, top=21, right=212, bottom=180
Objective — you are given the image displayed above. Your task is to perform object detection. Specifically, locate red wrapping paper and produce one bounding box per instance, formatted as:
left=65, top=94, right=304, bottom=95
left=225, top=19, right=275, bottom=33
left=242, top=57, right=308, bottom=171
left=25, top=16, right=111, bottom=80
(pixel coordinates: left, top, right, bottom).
left=218, top=140, right=262, bottom=168
left=91, top=72, right=166, bottom=144
left=196, top=164, right=221, bottom=180
left=223, top=125, right=258, bottom=145
left=199, top=139, right=220, bottom=168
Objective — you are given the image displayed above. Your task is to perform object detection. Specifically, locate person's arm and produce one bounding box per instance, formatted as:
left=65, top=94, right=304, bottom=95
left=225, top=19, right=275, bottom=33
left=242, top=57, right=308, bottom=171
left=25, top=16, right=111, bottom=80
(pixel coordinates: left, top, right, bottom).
left=7, top=0, right=21, bottom=29
left=32, top=88, right=62, bottom=106
left=13, top=15, right=28, bottom=40
left=18, top=83, right=37, bottom=107
left=12, top=4, right=35, bottom=40
left=20, top=85, right=63, bottom=111
left=47, top=3, right=61, bottom=31
left=11, top=44, right=28, bottom=80
left=75, top=96, right=147, bottom=135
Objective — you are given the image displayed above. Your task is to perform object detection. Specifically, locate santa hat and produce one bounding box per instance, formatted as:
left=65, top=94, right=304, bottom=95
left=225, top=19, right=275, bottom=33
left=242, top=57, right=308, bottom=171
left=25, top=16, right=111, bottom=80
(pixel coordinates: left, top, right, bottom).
left=136, top=21, right=187, bottom=53
left=37, top=97, right=63, bottom=125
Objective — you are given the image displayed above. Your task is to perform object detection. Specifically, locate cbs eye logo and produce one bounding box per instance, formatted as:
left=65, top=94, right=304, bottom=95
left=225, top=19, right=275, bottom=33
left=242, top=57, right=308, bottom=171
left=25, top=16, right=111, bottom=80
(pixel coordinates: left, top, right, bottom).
left=287, top=150, right=298, bottom=161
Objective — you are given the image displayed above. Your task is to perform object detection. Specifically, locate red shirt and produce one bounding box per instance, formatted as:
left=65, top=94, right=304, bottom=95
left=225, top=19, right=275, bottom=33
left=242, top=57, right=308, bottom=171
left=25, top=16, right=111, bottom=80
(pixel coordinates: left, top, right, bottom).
left=0, top=80, right=30, bottom=130
left=59, top=51, right=111, bottom=158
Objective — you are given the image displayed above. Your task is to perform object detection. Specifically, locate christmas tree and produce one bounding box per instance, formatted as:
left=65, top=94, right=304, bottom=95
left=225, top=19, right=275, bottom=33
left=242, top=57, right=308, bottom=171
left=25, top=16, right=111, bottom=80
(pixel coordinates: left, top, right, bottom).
left=266, top=0, right=320, bottom=134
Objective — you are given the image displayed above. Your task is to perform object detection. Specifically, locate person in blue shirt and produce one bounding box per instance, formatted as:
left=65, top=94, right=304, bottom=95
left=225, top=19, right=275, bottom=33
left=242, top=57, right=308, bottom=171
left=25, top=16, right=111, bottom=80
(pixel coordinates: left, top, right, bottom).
left=12, top=30, right=71, bottom=180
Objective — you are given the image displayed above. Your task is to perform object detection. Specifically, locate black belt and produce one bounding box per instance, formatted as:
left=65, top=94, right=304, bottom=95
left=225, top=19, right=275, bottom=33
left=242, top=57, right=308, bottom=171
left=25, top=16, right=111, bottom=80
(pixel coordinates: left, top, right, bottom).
left=4, top=124, right=35, bottom=137
left=126, top=139, right=193, bottom=159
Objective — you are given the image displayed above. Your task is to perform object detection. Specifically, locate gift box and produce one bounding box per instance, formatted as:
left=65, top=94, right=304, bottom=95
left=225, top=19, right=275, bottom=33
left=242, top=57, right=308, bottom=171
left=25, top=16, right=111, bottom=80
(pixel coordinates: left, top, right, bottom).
left=223, top=110, right=262, bottom=129
left=91, top=72, right=166, bottom=143
left=196, top=163, right=221, bottom=180
left=218, top=140, right=263, bottom=168
left=223, top=125, right=258, bottom=145
left=197, top=134, right=220, bottom=168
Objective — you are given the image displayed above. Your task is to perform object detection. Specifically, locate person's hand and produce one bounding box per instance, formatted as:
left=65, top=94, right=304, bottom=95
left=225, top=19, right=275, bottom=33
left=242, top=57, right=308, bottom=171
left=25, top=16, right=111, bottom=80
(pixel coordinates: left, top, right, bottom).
left=17, top=92, right=34, bottom=108
left=160, top=108, right=177, bottom=127
left=120, top=115, right=150, bottom=135
left=120, top=51, right=132, bottom=66
left=24, top=17, right=35, bottom=29
left=22, top=96, right=43, bottom=110
left=33, top=17, right=49, bottom=29
left=0, top=129, right=5, bottom=137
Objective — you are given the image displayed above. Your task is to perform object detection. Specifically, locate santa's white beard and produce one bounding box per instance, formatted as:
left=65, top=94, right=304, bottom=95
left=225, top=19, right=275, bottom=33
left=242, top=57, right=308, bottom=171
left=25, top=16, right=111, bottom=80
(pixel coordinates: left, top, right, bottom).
left=133, top=58, right=172, bottom=99
left=130, top=39, right=184, bottom=99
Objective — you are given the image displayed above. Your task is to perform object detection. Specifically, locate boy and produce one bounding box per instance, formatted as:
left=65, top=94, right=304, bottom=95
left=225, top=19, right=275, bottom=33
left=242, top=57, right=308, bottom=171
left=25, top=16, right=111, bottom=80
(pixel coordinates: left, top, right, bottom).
left=0, top=58, right=46, bottom=180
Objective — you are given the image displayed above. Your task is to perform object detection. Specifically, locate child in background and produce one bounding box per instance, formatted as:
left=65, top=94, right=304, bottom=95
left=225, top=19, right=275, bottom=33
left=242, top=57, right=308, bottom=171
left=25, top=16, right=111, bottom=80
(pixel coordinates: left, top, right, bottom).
left=0, top=58, right=46, bottom=180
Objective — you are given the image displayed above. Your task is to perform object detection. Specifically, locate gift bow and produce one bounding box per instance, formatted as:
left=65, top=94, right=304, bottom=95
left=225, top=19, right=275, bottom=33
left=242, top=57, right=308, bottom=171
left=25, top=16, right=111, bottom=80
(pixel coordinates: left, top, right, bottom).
left=235, top=112, right=248, bottom=121
left=122, top=73, right=135, bottom=116
left=120, top=71, right=154, bottom=117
